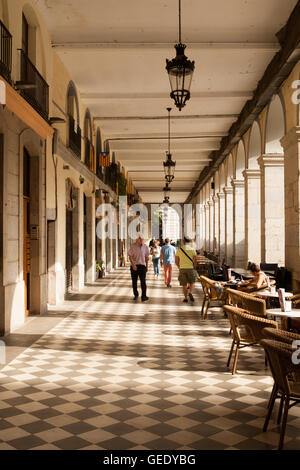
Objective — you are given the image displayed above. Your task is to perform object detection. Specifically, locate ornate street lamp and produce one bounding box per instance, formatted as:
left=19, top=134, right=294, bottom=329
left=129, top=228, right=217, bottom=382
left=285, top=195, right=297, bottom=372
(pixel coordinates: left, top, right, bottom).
left=166, top=0, right=195, bottom=111
left=163, top=107, right=176, bottom=184
left=163, top=183, right=171, bottom=204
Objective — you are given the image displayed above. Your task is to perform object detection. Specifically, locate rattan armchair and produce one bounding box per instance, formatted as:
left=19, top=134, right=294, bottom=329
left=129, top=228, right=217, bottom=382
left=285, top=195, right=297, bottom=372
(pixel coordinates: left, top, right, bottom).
left=199, top=275, right=226, bottom=319
left=224, top=305, right=278, bottom=375
left=260, top=339, right=300, bottom=450
left=226, top=288, right=267, bottom=317
left=263, top=327, right=300, bottom=344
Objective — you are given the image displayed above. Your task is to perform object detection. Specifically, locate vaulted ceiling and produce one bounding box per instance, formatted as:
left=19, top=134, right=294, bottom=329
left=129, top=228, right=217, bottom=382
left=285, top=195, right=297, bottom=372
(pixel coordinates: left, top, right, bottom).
left=37, top=0, right=297, bottom=203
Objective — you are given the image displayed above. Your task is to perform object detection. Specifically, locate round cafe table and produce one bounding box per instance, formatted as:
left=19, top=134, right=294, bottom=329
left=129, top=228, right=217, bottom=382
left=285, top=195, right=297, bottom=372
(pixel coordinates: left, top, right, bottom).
left=265, top=308, right=300, bottom=318
left=256, top=290, right=293, bottom=299
left=266, top=308, right=300, bottom=330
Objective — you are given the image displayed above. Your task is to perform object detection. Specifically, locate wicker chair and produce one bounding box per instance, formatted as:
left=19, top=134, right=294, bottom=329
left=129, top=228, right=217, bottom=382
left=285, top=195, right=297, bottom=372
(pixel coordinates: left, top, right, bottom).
left=226, top=288, right=267, bottom=317
left=260, top=339, right=300, bottom=450
left=224, top=305, right=278, bottom=375
left=199, top=275, right=226, bottom=319
left=284, top=294, right=300, bottom=334
left=263, top=327, right=300, bottom=344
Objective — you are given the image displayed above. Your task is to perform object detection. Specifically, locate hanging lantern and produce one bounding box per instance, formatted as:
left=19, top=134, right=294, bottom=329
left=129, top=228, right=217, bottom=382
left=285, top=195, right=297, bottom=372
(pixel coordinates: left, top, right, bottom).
left=166, top=0, right=195, bottom=111
left=163, top=107, right=176, bottom=183
left=163, top=183, right=171, bottom=202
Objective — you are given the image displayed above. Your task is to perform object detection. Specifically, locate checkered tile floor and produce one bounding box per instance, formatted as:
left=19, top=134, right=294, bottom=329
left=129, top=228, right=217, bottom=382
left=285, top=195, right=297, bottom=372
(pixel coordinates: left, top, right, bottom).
left=0, top=266, right=299, bottom=450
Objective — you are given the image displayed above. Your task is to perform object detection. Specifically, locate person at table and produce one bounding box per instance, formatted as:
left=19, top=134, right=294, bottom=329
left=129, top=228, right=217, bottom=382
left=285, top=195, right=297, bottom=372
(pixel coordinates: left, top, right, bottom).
left=238, top=262, right=268, bottom=292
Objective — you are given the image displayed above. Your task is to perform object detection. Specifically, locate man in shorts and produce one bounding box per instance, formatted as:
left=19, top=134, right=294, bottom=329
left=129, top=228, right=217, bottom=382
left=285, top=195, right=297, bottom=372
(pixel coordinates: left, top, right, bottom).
left=175, top=237, right=197, bottom=303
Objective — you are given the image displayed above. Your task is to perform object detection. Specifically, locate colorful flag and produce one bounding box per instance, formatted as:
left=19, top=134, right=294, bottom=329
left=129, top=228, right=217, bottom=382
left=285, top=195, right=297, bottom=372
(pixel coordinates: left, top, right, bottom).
left=99, top=152, right=110, bottom=167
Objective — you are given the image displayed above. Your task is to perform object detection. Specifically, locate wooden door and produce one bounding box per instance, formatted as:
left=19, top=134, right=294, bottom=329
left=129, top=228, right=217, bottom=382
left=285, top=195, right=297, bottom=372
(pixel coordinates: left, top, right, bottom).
left=23, top=197, right=30, bottom=316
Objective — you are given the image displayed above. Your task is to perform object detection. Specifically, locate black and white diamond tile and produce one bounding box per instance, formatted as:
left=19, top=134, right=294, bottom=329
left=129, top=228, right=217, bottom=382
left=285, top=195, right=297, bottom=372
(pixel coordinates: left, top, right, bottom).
left=0, top=267, right=299, bottom=449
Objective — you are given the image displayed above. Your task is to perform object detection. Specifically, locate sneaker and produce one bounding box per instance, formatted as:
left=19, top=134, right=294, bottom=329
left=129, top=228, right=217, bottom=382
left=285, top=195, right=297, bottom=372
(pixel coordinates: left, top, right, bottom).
left=133, top=295, right=139, bottom=301
left=189, top=293, right=195, bottom=302
left=168, top=284, right=172, bottom=288
left=141, top=296, right=149, bottom=302
left=183, top=298, right=188, bottom=303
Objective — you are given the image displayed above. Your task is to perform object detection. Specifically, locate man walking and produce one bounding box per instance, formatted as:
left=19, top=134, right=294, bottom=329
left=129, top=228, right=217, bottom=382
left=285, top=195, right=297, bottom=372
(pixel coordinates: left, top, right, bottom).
left=128, top=236, right=150, bottom=301
left=175, top=237, right=197, bottom=303
left=161, top=238, right=176, bottom=288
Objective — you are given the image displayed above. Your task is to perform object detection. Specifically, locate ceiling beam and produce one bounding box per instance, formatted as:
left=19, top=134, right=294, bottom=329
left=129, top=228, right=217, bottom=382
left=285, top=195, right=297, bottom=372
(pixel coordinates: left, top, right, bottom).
left=53, top=42, right=280, bottom=51
left=82, top=91, right=253, bottom=100
left=94, top=114, right=238, bottom=121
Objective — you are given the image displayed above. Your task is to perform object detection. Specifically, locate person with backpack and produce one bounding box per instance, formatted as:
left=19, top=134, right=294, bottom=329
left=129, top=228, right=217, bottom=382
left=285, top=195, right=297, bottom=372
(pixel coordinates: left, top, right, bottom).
left=175, top=237, right=198, bottom=303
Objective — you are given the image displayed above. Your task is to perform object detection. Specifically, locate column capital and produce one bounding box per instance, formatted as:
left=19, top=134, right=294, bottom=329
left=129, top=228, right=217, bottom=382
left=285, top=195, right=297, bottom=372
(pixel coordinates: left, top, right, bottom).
left=231, top=178, right=244, bottom=188
left=223, top=186, right=233, bottom=195
left=217, top=192, right=225, bottom=200
left=280, top=126, right=300, bottom=150
left=242, top=169, right=261, bottom=180
left=257, top=154, right=284, bottom=168
left=213, top=195, right=219, bottom=203
left=207, top=200, right=214, bottom=207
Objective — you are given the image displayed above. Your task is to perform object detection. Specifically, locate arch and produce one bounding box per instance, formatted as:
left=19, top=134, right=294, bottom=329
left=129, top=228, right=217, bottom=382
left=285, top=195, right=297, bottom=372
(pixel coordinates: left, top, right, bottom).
left=214, top=171, right=219, bottom=194
left=248, top=120, right=262, bottom=168
left=22, top=3, right=46, bottom=75
left=96, top=128, right=102, bottom=156
left=235, top=140, right=246, bottom=178
left=265, top=94, right=285, bottom=154
left=67, top=81, right=80, bottom=128
left=84, top=109, right=93, bottom=142
left=219, top=162, right=225, bottom=189
left=0, top=1, right=9, bottom=28
left=226, top=153, right=233, bottom=185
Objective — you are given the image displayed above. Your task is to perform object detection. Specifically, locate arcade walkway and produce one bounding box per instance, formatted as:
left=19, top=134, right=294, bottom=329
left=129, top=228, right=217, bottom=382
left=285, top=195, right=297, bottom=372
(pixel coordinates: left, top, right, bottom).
left=0, top=268, right=299, bottom=450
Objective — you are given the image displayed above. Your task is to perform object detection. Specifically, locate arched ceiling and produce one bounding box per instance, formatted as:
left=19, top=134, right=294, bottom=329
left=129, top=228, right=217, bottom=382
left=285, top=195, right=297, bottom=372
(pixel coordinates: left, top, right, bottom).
left=36, top=0, right=297, bottom=203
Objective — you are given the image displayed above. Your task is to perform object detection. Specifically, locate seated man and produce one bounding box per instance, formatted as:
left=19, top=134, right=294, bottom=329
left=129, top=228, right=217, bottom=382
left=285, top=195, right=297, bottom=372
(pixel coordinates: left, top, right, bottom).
left=238, top=262, right=269, bottom=292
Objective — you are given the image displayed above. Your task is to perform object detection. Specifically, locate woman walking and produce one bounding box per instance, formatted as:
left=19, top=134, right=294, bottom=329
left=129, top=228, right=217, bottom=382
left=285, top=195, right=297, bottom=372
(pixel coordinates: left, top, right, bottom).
left=151, top=240, right=161, bottom=278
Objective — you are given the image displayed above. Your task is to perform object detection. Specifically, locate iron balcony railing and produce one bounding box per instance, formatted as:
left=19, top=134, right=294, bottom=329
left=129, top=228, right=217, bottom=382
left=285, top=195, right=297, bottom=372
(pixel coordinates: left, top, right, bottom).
left=68, top=116, right=82, bottom=157
left=85, top=139, right=95, bottom=172
left=96, top=154, right=103, bottom=180
left=18, top=49, right=49, bottom=120
left=0, top=20, right=12, bottom=83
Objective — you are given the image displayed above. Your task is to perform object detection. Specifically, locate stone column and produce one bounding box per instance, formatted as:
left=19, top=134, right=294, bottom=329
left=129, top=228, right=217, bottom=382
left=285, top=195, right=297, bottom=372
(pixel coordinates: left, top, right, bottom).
left=72, top=188, right=85, bottom=291
left=208, top=200, right=214, bottom=252
left=243, top=169, right=261, bottom=265
left=231, top=179, right=246, bottom=268
left=213, top=196, right=219, bottom=255
left=199, top=203, right=205, bottom=251
left=218, top=192, right=225, bottom=262
left=281, top=127, right=300, bottom=289
left=111, top=202, right=118, bottom=269
left=204, top=203, right=209, bottom=251
left=258, top=154, right=285, bottom=265
left=224, top=186, right=233, bottom=266
left=85, top=195, right=96, bottom=283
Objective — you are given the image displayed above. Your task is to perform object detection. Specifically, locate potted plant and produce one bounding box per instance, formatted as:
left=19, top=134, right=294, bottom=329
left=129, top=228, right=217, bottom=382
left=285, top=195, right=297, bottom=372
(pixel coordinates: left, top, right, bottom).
left=96, top=260, right=105, bottom=278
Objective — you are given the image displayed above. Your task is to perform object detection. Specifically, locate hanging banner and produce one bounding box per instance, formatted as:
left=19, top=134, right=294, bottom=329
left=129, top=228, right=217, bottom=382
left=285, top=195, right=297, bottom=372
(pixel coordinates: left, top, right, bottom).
left=99, top=152, right=110, bottom=167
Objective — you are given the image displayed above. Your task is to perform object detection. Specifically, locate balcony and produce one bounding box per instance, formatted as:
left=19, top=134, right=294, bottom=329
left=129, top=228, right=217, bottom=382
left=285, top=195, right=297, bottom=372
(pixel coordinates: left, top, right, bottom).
left=17, top=49, right=49, bottom=121
left=69, top=116, right=81, bottom=158
left=0, top=20, right=12, bottom=83
left=96, top=153, right=103, bottom=180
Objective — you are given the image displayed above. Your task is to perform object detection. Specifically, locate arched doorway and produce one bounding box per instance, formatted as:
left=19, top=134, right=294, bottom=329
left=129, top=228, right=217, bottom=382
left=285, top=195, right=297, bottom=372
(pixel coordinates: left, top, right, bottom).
left=261, top=94, right=285, bottom=264
left=245, top=121, right=262, bottom=264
